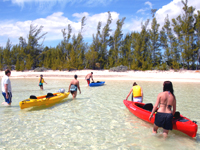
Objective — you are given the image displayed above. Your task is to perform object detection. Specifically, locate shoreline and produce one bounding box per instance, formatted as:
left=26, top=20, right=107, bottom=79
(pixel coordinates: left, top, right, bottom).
left=1, top=69, right=200, bottom=82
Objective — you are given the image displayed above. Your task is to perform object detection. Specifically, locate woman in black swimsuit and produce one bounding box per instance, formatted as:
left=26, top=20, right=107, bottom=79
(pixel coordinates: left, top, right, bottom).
left=149, top=81, right=176, bottom=138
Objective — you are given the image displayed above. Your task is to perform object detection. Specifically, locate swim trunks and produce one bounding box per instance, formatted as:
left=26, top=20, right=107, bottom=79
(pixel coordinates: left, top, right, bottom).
left=2, top=92, right=12, bottom=104
left=39, top=83, right=43, bottom=86
left=87, top=79, right=90, bottom=85
left=154, top=112, right=173, bottom=130
left=70, top=84, right=77, bottom=94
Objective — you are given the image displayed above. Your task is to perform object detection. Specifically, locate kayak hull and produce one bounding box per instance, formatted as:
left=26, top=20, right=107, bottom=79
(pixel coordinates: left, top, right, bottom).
left=19, top=92, right=70, bottom=109
left=123, top=100, right=198, bottom=138
left=89, top=81, right=105, bottom=87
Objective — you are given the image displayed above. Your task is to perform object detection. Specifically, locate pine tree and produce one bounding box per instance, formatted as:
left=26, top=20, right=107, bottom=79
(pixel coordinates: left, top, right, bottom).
left=172, top=0, right=197, bottom=69
left=86, top=22, right=101, bottom=69
left=194, top=11, right=200, bottom=69
left=149, top=11, right=161, bottom=68
left=16, top=57, right=20, bottom=71
left=0, top=46, right=3, bottom=70
left=20, top=60, right=25, bottom=71
left=99, top=12, right=112, bottom=69
left=108, top=17, right=126, bottom=67
left=160, top=15, right=180, bottom=69
left=131, top=20, right=151, bottom=70
left=25, top=54, right=33, bottom=70
left=3, top=39, right=12, bottom=69
left=26, top=24, right=47, bottom=69
left=119, top=33, right=132, bottom=68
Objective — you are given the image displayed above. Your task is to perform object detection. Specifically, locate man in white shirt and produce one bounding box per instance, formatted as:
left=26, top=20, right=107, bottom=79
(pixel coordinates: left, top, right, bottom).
left=1, top=69, right=12, bottom=106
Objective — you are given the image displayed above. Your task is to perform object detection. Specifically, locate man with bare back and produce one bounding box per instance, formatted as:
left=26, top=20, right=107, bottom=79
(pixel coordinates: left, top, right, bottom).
left=85, top=72, right=94, bottom=86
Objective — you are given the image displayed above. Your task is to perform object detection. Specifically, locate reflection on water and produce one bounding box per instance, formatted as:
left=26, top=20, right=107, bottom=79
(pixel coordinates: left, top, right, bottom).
left=0, top=78, right=200, bottom=149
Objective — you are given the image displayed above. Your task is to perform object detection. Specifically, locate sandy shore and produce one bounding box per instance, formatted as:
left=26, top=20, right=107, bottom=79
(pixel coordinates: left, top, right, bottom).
left=0, top=69, right=200, bottom=82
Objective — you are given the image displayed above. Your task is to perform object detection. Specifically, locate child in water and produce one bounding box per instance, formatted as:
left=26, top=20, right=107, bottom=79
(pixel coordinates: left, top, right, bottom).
left=38, top=75, right=47, bottom=90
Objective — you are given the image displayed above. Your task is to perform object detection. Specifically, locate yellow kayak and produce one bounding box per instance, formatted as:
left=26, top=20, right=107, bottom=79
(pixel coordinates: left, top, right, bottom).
left=19, top=92, right=70, bottom=109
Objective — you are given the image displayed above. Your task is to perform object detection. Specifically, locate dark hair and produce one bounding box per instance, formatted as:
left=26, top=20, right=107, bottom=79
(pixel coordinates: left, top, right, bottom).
left=133, top=82, right=137, bottom=86
left=40, top=74, right=43, bottom=77
left=5, top=69, right=11, bottom=75
left=163, top=81, right=174, bottom=96
left=74, top=74, right=78, bottom=79
left=91, top=72, right=93, bottom=74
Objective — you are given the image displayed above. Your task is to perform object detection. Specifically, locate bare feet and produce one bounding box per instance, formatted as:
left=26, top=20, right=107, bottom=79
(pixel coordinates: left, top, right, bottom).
left=2, top=102, right=6, bottom=105
left=2, top=102, right=10, bottom=106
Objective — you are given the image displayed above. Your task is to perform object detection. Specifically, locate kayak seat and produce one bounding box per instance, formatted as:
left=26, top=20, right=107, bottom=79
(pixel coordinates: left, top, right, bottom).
left=143, top=103, right=153, bottom=112
left=173, top=111, right=189, bottom=122
left=174, top=111, right=180, bottom=118
left=97, top=81, right=100, bottom=83
left=178, top=117, right=189, bottom=122
left=46, top=93, right=55, bottom=98
left=30, top=95, right=37, bottom=99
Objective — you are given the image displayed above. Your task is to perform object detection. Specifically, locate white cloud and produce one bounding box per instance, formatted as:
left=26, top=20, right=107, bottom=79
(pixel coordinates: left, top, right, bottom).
left=5, top=0, right=115, bottom=9
left=0, top=11, right=120, bottom=46
left=155, top=0, right=200, bottom=28
left=125, top=17, right=143, bottom=33
left=145, top=1, right=153, bottom=9
left=137, top=1, right=153, bottom=14
left=137, top=9, right=147, bottom=14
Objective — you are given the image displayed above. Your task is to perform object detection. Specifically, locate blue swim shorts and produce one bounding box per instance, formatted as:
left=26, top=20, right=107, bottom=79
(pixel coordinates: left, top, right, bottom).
left=2, top=92, right=12, bottom=104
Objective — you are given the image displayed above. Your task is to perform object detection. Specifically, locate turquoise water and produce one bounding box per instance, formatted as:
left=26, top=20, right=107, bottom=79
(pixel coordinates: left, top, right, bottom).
left=0, top=78, right=200, bottom=149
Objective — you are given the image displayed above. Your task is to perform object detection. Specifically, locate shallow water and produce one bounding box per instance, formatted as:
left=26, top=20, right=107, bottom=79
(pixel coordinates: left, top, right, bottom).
left=0, top=78, right=200, bottom=149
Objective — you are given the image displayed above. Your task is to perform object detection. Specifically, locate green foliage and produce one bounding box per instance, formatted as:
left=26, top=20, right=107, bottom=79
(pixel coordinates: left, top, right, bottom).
left=172, top=0, right=197, bottom=69
left=0, top=47, right=3, bottom=70
left=98, top=11, right=112, bottom=69
left=149, top=17, right=161, bottom=67
left=1, top=2, right=200, bottom=71
left=15, top=57, right=20, bottom=71
left=108, top=17, right=126, bottom=67
left=25, top=54, right=33, bottom=70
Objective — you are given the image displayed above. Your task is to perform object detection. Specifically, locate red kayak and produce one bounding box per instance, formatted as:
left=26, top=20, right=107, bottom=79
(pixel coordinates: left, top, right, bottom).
left=123, top=100, right=198, bottom=138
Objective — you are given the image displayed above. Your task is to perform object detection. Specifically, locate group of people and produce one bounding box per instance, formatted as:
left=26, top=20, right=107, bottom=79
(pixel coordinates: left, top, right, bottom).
left=38, top=72, right=94, bottom=99
left=68, top=72, right=94, bottom=98
left=1, top=69, right=176, bottom=138
left=125, top=81, right=176, bottom=138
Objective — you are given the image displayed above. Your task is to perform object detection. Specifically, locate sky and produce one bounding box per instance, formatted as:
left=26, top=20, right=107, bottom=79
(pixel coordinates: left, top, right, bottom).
left=0, top=0, right=200, bottom=48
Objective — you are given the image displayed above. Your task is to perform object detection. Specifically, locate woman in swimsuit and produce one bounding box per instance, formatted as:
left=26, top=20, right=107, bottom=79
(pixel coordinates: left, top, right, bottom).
left=38, top=74, right=47, bottom=90
left=149, top=81, right=176, bottom=138
left=68, top=75, right=81, bottom=99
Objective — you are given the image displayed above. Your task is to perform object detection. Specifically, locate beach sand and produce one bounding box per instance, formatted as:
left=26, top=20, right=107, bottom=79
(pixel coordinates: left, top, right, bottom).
left=0, top=69, right=200, bottom=82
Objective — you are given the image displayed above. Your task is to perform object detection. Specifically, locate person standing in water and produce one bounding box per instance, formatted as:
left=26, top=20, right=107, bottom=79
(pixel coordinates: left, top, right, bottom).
left=85, top=72, right=94, bottom=86
left=149, top=81, right=176, bottom=138
left=1, top=69, right=12, bottom=106
left=125, top=82, right=143, bottom=102
left=68, top=74, right=81, bottom=99
left=38, top=74, right=47, bottom=90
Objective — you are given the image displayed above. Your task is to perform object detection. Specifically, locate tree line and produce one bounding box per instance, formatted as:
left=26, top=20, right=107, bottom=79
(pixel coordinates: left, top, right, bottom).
left=0, top=0, right=200, bottom=71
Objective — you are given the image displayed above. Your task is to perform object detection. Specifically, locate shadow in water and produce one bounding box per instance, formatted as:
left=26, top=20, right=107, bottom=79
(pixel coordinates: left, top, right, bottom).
left=0, top=105, right=20, bottom=108
left=195, top=133, right=200, bottom=143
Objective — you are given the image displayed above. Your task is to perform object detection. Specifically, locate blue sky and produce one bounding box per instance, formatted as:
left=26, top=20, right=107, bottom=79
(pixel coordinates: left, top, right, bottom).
left=0, top=0, right=200, bottom=48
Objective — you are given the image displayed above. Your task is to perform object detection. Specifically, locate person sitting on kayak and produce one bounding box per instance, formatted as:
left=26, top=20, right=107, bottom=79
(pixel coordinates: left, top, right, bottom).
left=125, top=82, right=143, bottom=102
left=68, top=74, right=81, bottom=99
left=38, top=74, right=47, bottom=90
left=85, top=72, right=94, bottom=86
left=149, top=81, right=176, bottom=138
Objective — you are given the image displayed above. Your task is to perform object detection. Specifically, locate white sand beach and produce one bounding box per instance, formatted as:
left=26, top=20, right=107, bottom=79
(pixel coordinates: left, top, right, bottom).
left=0, top=69, right=200, bottom=82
